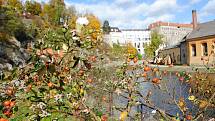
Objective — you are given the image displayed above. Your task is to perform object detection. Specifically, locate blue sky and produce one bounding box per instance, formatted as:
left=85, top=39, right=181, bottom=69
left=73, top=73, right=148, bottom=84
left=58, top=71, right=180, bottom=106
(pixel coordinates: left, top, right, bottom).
left=34, top=0, right=215, bottom=29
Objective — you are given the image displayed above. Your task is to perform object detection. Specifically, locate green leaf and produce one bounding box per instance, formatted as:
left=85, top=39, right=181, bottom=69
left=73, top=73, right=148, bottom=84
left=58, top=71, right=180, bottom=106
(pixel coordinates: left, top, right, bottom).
left=13, top=106, right=18, bottom=112
left=0, top=105, right=3, bottom=111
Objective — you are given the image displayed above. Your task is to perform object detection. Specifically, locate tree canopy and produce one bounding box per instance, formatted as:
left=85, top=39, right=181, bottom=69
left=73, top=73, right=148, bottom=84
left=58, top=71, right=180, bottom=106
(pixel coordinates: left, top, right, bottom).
left=86, top=14, right=101, bottom=41
left=144, top=31, right=163, bottom=59
left=0, top=5, right=24, bottom=40
left=102, top=20, right=111, bottom=34
left=42, top=0, right=66, bottom=25
left=6, top=0, right=23, bottom=13
left=25, top=1, right=42, bottom=15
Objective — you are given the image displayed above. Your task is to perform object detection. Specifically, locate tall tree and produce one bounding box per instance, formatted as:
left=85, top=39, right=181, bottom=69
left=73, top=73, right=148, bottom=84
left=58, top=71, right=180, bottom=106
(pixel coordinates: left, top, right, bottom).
left=66, top=6, right=77, bottom=29
left=0, top=6, right=25, bottom=40
left=50, top=0, right=65, bottom=25
left=0, top=0, right=4, bottom=5
left=42, top=0, right=66, bottom=25
left=102, top=20, right=110, bottom=34
left=6, top=0, right=23, bottom=13
left=144, top=31, right=163, bottom=59
left=86, top=14, right=101, bottom=41
left=25, top=1, right=42, bottom=15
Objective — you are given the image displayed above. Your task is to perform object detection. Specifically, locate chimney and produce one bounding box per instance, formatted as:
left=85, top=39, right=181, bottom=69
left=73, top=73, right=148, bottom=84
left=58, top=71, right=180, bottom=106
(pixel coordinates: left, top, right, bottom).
left=192, top=10, right=197, bottom=29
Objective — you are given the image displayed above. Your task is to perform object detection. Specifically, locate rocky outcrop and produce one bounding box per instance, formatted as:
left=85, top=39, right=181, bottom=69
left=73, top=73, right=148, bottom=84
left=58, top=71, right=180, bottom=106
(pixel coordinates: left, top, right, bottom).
left=0, top=37, right=29, bottom=71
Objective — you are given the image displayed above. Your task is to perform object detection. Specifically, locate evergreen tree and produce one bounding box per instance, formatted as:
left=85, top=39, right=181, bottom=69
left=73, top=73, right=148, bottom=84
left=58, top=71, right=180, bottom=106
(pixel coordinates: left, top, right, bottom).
left=102, top=20, right=110, bottom=34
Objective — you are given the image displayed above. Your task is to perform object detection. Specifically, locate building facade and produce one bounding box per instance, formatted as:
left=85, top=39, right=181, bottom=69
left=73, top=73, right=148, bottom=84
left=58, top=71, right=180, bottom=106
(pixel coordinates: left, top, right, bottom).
left=159, top=10, right=215, bottom=65
left=103, top=27, right=122, bottom=47
left=180, top=40, right=188, bottom=65
left=121, top=29, right=151, bottom=55
left=149, top=21, right=193, bottom=48
left=103, top=27, right=151, bottom=56
left=159, top=46, right=181, bottom=65
left=185, top=20, right=215, bottom=65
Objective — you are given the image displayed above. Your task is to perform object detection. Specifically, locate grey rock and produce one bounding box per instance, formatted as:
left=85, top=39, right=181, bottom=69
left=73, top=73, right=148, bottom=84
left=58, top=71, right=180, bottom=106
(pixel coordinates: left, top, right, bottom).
left=0, top=37, right=30, bottom=71
left=5, top=63, right=13, bottom=71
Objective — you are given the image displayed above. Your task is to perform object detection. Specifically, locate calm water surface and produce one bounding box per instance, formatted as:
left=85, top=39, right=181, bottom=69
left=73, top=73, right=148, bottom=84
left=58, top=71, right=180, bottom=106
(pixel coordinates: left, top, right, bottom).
left=113, top=70, right=214, bottom=119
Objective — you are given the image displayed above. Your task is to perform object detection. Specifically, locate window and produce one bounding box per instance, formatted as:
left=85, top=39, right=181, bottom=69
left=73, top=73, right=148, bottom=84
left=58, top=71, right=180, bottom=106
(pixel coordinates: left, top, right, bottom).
left=135, top=43, right=136, bottom=47
left=142, top=42, right=145, bottom=47
left=191, top=44, right=196, bottom=56
left=138, top=49, right=140, bottom=52
left=212, top=42, right=215, bottom=50
left=137, top=43, right=140, bottom=48
left=202, top=43, right=208, bottom=56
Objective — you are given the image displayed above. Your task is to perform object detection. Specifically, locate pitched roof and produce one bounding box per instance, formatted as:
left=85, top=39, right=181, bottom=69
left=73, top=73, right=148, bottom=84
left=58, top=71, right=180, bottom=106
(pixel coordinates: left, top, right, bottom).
left=161, top=43, right=180, bottom=51
left=148, top=21, right=193, bottom=29
left=121, top=29, right=149, bottom=31
left=110, top=27, right=121, bottom=32
left=186, top=20, right=215, bottom=40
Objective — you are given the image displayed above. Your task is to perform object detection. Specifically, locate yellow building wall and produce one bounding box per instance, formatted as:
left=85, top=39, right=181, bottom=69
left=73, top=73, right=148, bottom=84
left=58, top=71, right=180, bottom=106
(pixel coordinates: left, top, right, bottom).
left=187, top=36, right=215, bottom=65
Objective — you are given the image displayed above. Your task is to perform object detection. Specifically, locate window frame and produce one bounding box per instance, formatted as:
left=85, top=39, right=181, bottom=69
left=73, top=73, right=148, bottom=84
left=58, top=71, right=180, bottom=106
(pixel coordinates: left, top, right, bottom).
left=191, top=44, right=197, bottom=57
left=201, top=43, right=208, bottom=56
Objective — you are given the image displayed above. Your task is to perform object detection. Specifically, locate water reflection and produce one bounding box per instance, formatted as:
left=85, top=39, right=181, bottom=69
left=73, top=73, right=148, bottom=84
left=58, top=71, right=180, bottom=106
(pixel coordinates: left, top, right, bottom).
left=113, top=70, right=197, bottom=119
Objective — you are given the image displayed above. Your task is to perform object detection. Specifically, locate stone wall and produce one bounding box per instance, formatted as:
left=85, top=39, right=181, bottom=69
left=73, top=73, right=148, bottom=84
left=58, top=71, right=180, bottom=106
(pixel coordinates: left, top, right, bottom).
left=180, top=42, right=188, bottom=65
left=0, top=37, right=29, bottom=71
left=160, top=47, right=181, bottom=65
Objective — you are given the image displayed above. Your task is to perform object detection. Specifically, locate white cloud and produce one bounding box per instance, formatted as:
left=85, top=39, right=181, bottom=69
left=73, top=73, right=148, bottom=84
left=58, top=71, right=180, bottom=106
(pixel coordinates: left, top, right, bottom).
left=145, top=0, right=179, bottom=17
left=65, top=0, right=179, bottom=29
left=190, top=0, right=201, bottom=4
left=115, top=0, right=137, bottom=7
left=200, top=0, right=215, bottom=17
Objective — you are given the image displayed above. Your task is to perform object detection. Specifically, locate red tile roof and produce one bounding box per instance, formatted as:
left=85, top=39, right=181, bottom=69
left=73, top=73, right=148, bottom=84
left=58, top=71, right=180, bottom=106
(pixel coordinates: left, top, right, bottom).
left=149, top=21, right=193, bottom=29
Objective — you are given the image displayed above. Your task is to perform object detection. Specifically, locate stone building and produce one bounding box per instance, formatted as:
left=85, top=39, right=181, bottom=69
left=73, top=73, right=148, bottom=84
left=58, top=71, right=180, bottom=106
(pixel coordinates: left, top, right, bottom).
left=159, top=45, right=181, bottom=65
left=180, top=40, right=188, bottom=65
left=185, top=20, right=215, bottom=65
left=159, top=10, right=215, bottom=65
left=149, top=20, right=193, bottom=48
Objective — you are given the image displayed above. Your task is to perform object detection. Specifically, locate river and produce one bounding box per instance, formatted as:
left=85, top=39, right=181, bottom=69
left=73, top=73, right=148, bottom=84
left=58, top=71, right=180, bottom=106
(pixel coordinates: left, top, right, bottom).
left=112, top=69, right=215, bottom=120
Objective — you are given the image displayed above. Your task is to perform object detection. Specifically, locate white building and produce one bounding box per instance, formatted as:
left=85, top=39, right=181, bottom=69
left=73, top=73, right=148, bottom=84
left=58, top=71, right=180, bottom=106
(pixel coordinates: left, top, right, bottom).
left=104, top=27, right=151, bottom=56
left=103, top=27, right=123, bottom=46
left=121, top=29, right=151, bottom=55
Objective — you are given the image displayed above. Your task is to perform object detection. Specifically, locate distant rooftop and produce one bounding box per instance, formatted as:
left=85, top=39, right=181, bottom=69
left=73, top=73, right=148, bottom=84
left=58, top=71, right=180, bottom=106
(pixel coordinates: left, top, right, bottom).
left=186, top=20, right=215, bottom=40
left=110, top=27, right=121, bottom=32
left=149, top=21, right=193, bottom=29
left=160, top=43, right=181, bottom=51
left=109, top=27, right=149, bottom=32
left=121, top=29, right=149, bottom=31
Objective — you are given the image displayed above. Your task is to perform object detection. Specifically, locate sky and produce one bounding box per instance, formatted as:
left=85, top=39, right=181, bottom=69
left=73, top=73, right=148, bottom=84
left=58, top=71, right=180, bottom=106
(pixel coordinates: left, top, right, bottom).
left=34, top=0, right=215, bottom=29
